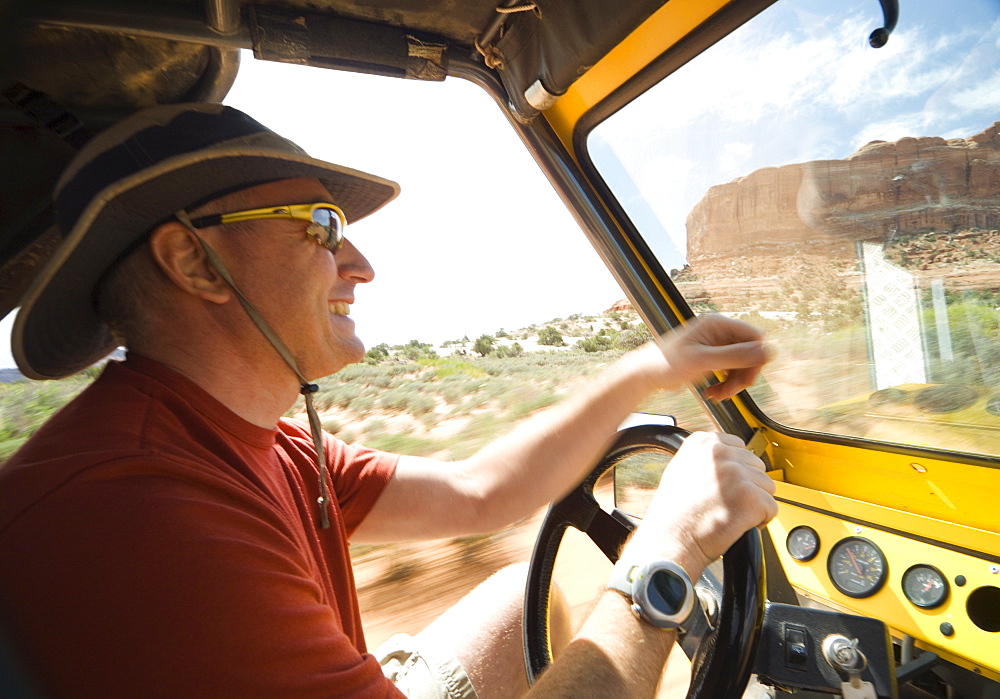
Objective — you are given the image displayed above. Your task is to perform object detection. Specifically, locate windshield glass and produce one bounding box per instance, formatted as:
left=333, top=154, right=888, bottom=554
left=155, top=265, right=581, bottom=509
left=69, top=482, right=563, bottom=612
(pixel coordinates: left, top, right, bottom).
left=589, top=0, right=1000, bottom=457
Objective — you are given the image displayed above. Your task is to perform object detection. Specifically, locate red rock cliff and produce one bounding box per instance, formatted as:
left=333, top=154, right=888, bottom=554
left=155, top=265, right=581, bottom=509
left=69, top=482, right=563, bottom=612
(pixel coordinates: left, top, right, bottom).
left=686, top=123, right=1000, bottom=274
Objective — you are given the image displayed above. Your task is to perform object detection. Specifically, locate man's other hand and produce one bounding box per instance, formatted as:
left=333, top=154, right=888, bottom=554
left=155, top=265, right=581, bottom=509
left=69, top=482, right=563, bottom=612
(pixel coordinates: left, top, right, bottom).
left=634, top=314, right=770, bottom=402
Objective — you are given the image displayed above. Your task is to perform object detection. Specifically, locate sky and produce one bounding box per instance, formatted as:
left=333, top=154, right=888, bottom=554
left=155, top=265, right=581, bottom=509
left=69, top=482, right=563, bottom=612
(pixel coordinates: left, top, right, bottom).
left=0, top=53, right=624, bottom=368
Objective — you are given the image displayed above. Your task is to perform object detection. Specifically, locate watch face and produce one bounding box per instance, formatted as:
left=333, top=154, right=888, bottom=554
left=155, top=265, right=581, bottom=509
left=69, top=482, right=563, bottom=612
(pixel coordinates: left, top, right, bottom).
left=648, top=568, right=687, bottom=615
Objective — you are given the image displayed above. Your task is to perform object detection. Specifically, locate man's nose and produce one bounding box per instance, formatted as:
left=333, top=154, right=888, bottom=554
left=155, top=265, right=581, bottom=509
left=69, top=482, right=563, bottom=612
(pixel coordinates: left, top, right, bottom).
left=337, top=238, right=375, bottom=283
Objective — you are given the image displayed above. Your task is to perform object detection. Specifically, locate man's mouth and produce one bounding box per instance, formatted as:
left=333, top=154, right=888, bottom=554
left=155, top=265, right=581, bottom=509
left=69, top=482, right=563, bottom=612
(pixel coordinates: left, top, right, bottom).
left=329, top=301, right=351, bottom=316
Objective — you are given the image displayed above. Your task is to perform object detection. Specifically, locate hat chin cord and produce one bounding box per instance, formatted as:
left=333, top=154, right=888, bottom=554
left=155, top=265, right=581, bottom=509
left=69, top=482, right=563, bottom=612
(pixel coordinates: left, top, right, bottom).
left=175, top=210, right=331, bottom=529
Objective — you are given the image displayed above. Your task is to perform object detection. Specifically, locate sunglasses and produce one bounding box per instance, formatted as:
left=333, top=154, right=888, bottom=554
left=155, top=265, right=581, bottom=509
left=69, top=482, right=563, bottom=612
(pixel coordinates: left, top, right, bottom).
left=186, top=203, right=347, bottom=252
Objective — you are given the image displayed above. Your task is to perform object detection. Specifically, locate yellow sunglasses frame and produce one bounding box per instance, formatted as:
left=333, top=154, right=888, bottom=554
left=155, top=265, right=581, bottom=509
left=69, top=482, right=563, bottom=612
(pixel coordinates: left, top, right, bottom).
left=187, top=203, right=347, bottom=252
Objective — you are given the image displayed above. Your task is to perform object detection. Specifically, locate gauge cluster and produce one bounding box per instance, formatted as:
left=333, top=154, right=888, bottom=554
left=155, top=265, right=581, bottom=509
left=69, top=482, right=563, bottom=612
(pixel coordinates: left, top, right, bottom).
left=783, top=527, right=952, bottom=608
left=772, top=508, right=1000, bottom=679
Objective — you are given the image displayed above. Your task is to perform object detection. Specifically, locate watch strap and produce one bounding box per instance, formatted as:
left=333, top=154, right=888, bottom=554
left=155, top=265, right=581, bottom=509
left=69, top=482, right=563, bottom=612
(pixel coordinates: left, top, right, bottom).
left=608, top=560, right=641, bottom=598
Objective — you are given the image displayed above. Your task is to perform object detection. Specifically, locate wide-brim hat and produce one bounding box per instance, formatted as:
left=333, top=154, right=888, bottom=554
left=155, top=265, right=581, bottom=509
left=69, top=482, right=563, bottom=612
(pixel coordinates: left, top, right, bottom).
left=13, top=103, right=400, bottom=380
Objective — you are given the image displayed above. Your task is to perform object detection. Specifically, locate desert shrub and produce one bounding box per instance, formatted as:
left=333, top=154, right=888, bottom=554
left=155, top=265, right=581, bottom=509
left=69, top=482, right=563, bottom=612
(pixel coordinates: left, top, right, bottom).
left=0, top=436, right=28, bottom=462
left=618, top=451, right=671, bottom=489
left=734, top=311, right=789, bottom=336
left=637, top=388, right=713, bottom=431
left=616, top=325, right=653, bottom=351
left=370, top=373, right=408, bottom=389
left=0, top=380, right=89, bottom=444
left=485, top=378, right=525, bottom=402
left=537, top=327, right=565, bottom=346
left=578, top=335, right=614, bottom=353
left=922, top=298, right=1000, bottom=384
left=314, top=383, right=362, bottom=410
left=453, top=392, right=490, bottom=414
left=335, top=363, right=386, bottom=383
left=436, top=376, right=487, bottom=403
left=364, top=343, right=390, bottom=363
left=398, top=339, right=438, bottom=361
left=378, top=389, right=414, bottom=413
left=472, top=334, right=495, bottom=357
left=475, top=357, right=512, bottom=376
left=407, top=393, right=438, bottom=416
left=347, top=394, right=377, bottom=413
left=492, top=342, right=524, bottom=358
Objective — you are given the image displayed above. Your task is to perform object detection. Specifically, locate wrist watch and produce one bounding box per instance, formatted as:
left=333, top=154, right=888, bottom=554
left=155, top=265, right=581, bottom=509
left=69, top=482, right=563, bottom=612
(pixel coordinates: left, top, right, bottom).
left=608, top=559, right=695, bottom=631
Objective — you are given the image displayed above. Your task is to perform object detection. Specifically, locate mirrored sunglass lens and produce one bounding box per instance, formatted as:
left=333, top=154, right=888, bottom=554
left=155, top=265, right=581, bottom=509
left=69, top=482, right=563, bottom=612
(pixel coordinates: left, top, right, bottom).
left=311, top=208, right=343, bottom=247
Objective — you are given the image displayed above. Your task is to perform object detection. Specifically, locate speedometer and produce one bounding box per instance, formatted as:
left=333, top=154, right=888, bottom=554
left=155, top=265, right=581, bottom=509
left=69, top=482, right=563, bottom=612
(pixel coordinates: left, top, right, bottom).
left=828, top=537, right=887, bottom=598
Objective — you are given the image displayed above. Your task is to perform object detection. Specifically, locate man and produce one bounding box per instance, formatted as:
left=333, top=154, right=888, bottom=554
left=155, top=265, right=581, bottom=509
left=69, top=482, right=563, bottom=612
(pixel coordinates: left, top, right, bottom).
left=0, top=103, right=777, bottom=697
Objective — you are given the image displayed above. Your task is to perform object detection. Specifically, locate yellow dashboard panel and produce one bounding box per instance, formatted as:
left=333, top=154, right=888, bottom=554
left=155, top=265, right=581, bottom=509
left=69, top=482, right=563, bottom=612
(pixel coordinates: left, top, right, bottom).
left=770, top=482, right=1000, bottom=679
left=770, top=433, right=1000, bottom=535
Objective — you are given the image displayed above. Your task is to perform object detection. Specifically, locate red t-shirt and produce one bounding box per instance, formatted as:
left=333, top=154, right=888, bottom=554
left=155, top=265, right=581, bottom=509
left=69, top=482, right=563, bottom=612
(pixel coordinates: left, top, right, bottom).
left=0, top=354, right=403, bottom=697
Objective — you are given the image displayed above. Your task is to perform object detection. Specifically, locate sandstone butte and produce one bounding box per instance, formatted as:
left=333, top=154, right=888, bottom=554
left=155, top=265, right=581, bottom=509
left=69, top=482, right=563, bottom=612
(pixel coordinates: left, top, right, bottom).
left=685, top=122, right=1000, bottom=277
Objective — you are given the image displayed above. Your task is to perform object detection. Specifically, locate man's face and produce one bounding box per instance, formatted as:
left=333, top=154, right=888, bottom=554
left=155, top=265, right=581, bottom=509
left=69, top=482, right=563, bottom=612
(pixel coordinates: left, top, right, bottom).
left=195, top=177, right=375, bottom=380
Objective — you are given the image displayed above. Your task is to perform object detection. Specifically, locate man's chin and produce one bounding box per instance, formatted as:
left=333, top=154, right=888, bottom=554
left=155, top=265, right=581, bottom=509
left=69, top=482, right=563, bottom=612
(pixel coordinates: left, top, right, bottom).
left=310, top=339, right=365, bottom=379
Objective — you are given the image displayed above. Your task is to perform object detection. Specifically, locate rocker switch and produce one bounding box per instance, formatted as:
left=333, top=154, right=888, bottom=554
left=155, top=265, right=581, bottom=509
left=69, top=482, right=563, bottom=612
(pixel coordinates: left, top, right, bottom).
left=784, top=624, right=809, bottom=668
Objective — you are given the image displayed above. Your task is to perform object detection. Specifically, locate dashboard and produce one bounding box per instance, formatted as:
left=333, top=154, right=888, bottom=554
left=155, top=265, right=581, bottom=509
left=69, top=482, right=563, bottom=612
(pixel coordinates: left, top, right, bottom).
left=768, top=481, right=1000, bottom=680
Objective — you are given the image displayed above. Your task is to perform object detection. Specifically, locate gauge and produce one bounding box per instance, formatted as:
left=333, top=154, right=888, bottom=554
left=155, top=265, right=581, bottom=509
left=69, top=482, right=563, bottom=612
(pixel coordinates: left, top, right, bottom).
left=902, top=564, right=949, bottom=609
left=827, top=537, right=887, bottom=598
left=786, top=526, right=820, bottom=561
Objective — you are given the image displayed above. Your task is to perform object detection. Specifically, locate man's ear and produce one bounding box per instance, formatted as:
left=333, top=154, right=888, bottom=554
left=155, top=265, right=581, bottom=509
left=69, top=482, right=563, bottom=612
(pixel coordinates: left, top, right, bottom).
left=147, top=221, right=232, bottom=304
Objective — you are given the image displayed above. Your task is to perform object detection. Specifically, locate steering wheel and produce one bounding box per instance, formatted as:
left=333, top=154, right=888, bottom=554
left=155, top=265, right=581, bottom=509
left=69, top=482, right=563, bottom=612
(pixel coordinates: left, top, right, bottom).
left=523, top=424, right=765, bottom=696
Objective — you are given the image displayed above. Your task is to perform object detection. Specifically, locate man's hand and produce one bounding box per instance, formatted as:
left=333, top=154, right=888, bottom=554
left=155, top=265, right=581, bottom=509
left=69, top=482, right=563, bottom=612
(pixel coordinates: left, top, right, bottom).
left=634, top=314, right=769, bottom=401
left=620, top=432, right=778, bottom=579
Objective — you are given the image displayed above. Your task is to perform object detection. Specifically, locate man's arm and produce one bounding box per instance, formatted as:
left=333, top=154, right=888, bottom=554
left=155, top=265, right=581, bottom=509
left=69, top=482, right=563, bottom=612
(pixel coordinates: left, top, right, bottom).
left=353, top=314, right=769, bottom=543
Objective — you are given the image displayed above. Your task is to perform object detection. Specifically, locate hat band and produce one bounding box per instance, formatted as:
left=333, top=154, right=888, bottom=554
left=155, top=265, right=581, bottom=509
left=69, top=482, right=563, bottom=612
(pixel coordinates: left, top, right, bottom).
left=56, top=108, right=267, bottom=237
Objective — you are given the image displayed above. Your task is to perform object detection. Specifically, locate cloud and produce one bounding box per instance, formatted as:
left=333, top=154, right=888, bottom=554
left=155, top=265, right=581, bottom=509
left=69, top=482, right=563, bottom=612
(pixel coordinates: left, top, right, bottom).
left=605, top=6, right=993, bottom=149
left=584, top=1, right=1000, bottom=274
left=719, top=142, right=754, bottom=174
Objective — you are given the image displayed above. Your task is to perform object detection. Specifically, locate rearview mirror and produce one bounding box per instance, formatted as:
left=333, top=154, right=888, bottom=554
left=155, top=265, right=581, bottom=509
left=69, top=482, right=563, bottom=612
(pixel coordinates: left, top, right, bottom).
left=611, top=424, right=688, bottom=519
left=613, top=449, right=675, bottom=520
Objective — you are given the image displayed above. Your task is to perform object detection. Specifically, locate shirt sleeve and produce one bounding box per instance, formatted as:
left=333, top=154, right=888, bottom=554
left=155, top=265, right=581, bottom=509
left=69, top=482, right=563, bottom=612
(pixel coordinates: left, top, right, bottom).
left=324, top=433, right=399, bottom=535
